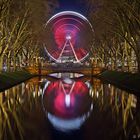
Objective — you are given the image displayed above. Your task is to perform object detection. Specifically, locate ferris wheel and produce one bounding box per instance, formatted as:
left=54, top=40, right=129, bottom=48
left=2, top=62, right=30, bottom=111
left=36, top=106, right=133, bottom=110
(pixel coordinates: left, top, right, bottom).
left=43, top=11, right=94, bottom=63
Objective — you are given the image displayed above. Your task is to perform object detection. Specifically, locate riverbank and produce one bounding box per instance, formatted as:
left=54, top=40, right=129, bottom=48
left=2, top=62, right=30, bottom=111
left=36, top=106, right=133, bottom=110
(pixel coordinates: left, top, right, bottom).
left=1, top=69, right=140, bottom=96
left=95, top=70, right=140, bottom=95
left=0, top=70, right=35, bottom=92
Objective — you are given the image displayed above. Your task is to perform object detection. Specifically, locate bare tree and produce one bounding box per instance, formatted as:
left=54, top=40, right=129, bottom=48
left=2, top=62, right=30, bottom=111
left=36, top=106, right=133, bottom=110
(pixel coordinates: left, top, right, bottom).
left=86, top=0, right=140, bottom=72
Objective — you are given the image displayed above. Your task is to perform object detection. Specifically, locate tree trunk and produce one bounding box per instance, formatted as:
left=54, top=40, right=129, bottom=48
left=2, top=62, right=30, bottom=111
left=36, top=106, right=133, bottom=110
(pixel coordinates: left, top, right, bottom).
left=13, top=55, right=16, bottom=71
left=0, top=56, right=3, bottom=72
left=136, top=42, right=140, bottom=73
left=135, top=43, right=140, bottom=73
left=137, top=57, right=140, bottom=73
left=7, top=53, right=11, bottom=72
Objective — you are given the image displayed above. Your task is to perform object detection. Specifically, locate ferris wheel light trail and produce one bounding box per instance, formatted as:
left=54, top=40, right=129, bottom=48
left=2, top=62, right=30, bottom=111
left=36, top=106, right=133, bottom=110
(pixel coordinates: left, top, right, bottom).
left=46, top=11, right=88, bottom=24
left=44, top=11, right=94, bottom=63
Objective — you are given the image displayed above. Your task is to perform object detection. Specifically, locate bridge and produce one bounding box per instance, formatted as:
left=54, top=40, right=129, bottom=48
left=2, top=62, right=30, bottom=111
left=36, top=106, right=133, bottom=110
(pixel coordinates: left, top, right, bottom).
left=26, top=66, right=102, bottom=76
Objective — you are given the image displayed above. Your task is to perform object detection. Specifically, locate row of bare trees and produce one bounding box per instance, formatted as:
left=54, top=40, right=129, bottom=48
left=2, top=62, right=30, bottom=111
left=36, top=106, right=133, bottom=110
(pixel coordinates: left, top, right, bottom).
left=1, top=0, right=139, bottom=73
left=0, top=0, right=58, bottom=72
left=0, top=0, right=37, bottom=72
left=87, top=0, right=140, bottom=73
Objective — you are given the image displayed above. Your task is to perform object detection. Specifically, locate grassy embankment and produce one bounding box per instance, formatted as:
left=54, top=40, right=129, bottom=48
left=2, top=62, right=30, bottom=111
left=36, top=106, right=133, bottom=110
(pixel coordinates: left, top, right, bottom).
left=0, top=70, right=35, bottom=92
left=96, top=70, right=140, bottom=95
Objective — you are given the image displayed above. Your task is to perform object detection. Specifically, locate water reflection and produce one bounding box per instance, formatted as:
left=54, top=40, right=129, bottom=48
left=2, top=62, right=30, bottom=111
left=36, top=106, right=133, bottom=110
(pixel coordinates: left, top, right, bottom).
left=42, top=78, right=93, bottom=131
left=0, top=75, right=140, bottom=140
left=48, top=73, right=84, bottom=79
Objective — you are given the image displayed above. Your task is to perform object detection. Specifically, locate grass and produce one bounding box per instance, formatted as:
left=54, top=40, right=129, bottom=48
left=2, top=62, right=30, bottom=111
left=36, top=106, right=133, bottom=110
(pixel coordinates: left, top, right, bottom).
left=0, top=70, right=36, bottom=92
left=96, top=70, right=140, bottom=95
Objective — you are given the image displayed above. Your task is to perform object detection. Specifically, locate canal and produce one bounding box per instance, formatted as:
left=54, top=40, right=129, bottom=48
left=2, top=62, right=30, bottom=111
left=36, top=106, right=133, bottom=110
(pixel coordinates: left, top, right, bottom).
left=0, top=73, right=140, bottom=140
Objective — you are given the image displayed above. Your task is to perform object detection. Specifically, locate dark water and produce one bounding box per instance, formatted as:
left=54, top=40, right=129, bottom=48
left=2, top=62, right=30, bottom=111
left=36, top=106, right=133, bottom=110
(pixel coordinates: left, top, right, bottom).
left=0, top=74, right=140, bottom=140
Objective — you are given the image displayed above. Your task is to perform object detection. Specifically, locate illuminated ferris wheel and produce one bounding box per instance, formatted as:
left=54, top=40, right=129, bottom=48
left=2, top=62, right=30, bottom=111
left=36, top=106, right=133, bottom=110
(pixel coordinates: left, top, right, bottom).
left=44, top=11, right=94, bottom=63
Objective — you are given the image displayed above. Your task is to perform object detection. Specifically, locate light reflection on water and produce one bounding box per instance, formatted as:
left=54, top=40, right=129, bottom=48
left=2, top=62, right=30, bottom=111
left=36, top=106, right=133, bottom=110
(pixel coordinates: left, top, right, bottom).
left=42, top=78, right=93, bottom=132
left=0, top=75, right=140, bottom=140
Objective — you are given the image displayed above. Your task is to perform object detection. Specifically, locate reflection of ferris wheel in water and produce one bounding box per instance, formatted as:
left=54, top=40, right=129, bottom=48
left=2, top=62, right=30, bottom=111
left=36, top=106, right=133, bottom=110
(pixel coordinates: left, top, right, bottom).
left=44, top=11, right=94, bottom=63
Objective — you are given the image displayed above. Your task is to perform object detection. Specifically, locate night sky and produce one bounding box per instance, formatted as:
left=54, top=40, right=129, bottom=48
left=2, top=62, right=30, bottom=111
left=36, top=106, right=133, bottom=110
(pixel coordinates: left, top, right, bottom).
left=56, top=0, right=87, bottom=16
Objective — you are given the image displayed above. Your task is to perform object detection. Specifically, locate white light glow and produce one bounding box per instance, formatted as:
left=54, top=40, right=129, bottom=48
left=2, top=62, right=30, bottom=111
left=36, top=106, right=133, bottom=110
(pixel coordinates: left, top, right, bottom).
left=66, top=35, right=71, bottom=40
left=45, top=103, right=93, bottom=132
left=46, top=11, right=88, bottom=25
left=65, top=94, right=71, bottom=107
left=47, top=113, right=86, bottom=132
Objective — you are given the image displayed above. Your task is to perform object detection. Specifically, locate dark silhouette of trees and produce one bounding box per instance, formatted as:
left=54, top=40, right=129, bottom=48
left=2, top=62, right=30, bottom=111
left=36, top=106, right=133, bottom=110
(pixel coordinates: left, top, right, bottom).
left=87, top=0, right=140, bottom=72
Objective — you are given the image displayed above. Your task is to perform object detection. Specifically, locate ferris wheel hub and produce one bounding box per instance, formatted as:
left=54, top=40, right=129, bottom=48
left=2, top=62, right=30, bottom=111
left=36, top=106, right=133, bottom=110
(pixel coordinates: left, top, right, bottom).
left=66, top=35, right=72, bottom=40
